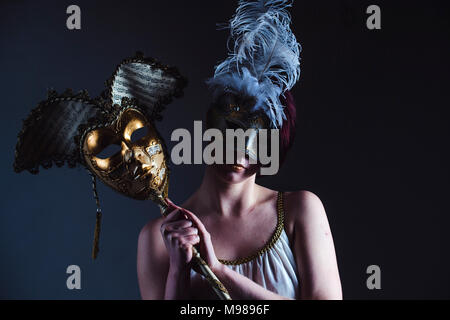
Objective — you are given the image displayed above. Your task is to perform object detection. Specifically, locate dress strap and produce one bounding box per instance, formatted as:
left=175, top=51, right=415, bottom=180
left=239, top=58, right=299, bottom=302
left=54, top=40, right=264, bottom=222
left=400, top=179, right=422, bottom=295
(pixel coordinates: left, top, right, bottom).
left=219, top=191, right=285, bottom=266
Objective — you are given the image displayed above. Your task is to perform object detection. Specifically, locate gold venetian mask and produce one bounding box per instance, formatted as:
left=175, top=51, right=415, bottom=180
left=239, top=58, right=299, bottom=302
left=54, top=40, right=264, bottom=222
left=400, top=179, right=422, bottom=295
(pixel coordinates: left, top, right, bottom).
left=82, top=107, right=169, bottom=201
left=13, top=54, right=186, bottom=260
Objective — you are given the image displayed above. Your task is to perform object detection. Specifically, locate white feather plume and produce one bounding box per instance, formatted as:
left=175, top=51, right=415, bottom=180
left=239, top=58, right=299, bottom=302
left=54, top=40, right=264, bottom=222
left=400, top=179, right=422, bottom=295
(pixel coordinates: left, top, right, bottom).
left=207, top=0, right=301, bottom=128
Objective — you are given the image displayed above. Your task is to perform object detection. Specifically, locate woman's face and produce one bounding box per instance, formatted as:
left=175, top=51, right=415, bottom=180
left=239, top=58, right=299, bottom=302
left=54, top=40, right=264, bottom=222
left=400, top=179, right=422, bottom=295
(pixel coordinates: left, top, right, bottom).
left=205, top=92, right=271, bottom=183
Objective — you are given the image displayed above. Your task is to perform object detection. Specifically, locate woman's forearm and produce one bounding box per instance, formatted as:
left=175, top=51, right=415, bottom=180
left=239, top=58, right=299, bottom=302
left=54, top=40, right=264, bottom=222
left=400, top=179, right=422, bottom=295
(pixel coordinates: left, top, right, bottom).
left=213, top=264, right=292, bottom=300
left=164, top=266, right=191, bottom=300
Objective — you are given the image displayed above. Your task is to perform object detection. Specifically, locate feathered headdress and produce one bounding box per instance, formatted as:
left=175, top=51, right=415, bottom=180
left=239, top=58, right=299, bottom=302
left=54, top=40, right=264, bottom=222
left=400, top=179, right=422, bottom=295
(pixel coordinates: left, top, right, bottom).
left=207, top=0, right=301, bottom=128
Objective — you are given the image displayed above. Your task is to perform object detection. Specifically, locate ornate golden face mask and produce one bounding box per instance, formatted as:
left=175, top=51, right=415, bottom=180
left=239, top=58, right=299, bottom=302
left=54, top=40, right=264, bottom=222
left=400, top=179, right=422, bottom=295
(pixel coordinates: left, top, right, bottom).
left=12, top=51, right=233, bottom=300
left=82, top=107, right=169, bottom=201
left=13, top=53, right=187, bottom=259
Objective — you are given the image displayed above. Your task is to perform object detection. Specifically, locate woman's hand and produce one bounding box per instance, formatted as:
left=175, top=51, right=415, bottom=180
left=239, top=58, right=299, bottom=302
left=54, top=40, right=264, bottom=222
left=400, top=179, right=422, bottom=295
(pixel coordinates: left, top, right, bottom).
left=165, top=199, right=223, bottom=275
left=160, top=200, right=200, bottom=273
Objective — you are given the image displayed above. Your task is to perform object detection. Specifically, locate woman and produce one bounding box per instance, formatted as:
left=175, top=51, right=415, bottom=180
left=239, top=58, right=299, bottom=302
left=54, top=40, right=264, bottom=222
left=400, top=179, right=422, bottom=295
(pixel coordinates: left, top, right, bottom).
left=137, top=0, right=342, bottom=300
left=137, top=93, right=342, bottom=300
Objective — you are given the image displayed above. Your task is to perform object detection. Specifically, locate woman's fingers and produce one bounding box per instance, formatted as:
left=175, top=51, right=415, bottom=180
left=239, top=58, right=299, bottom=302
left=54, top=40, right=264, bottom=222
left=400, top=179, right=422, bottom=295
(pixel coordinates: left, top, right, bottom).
left=161, top=218, right=199, bottom=245
left=163, top=207, right=183, bottom=221
left=165, top=199, right=189, bottom=216
left=165, top=198, right=181, bottom=209
left=163, top=198, right=209, bottom=244
left=166, top=200, right=210, bottom=239
left=179, top=234, right=200, bottom=246
left=167, top=232, right=199, bottom=243
left=180, top=209, right=209, bottom=239
left=160, top=210, right=186, bottom=238
left=178, top=208, right=220, bottom=270
left=179, top=235, right=201, bottom=263
left=163, top=219, right=193, bottom=231
left=165, top=198, right=181, bottom=214
left=163, top=198, right=178, bottom=214
left=169, top=227, right=199, bottom=238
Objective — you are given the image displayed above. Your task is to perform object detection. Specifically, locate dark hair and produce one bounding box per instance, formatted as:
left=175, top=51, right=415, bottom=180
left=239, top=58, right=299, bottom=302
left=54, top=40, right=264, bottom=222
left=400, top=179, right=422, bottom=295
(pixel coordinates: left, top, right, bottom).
left=279, top=90, right=297, bottom=166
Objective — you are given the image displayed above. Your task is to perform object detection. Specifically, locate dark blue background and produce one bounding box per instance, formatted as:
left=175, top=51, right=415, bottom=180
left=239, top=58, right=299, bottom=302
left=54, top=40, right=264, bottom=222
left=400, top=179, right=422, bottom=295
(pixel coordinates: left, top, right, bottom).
left=1, top=0, right=449, bottom=299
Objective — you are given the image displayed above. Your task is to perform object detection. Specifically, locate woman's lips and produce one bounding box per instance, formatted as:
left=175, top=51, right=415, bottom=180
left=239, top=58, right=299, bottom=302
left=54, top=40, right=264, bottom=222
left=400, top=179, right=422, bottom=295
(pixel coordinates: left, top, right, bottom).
left=231, top=164, right=246, bottom=172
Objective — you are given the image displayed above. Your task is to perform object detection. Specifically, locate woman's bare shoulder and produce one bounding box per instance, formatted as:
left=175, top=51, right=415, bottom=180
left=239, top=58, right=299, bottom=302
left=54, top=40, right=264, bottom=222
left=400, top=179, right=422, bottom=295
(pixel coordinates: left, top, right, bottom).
left=282, top=190, right=329, bottom=237
left=284, top=191, right=342, bottom=299
left=137, top=216, right=170, bottom=299
left=138, top=216, right=166, bottom=256
left=284, top=190, right=325, bottom=213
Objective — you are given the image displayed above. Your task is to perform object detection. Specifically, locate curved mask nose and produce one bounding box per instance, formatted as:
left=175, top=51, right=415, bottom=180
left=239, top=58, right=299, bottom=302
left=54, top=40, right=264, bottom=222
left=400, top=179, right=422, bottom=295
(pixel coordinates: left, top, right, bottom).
left=124, top=148, right=152, bottom=177
left=222, top=121, right=259, bottom=162
left=133, top=148, right=151, bottom=165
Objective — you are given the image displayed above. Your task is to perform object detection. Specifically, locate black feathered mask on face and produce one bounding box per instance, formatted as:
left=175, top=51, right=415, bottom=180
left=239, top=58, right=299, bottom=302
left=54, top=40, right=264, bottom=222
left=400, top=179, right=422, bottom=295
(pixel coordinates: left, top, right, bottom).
left=206, top=0, right=301, bottom=163
left=13, top=53, right=187, bottom=258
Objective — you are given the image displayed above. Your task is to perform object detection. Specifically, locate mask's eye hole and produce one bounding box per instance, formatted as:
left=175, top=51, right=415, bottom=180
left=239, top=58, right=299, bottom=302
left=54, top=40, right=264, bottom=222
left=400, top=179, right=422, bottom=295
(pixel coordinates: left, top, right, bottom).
left=130, top=126, right=149, bottom=143
left=229, top=104, right=240, bottom=112
left=96, top=144, right=121, bottom=159
left=215, top=93, right=236, bottom=113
